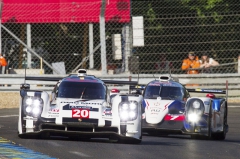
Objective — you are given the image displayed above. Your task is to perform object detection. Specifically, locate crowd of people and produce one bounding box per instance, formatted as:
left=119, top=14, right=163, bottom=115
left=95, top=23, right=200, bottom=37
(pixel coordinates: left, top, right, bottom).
left=154, top=51, right=220, bottom=74
left=181, top=51, right=219, bottom=74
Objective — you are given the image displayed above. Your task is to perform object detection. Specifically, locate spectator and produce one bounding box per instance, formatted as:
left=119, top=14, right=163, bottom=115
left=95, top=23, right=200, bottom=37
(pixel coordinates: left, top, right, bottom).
left=155, top=54, right=174, bottom=72
left=199, top=52, right=219, bottom=73
left=181, top=52, right=200, bottom=74
left=0, top=53, right=8, bottom=74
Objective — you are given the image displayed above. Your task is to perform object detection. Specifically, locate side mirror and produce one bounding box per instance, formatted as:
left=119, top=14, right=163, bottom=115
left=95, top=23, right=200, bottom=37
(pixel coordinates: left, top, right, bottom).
left=20, top=89, right=26, bottom=97
left=50, top=92, right=57, bottom=105
left=20, top=83, right=30, bottom=90
left=102, top=101, right=111, bottom=108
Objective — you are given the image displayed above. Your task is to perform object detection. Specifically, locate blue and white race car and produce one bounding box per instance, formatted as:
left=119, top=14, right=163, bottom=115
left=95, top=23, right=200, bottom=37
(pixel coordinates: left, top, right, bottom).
left=18, top=69, right=143, bottom=144
left=138, top=76, right=228, bottom=140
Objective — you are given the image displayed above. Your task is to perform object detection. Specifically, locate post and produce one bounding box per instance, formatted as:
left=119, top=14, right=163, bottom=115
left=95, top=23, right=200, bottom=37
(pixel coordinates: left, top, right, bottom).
left=0, top=0, right=3, bottom=54
left=128, top=76, right=132, bottom=94
left=238, top=55, right=240, bottom=74
left=89, top=23, right=94, bottom=69
left=100, top=0, right=107, bottom=75
left=40, top=57, right=43, bottom=74
left=27, top=24, right=32, bottom=68
left=0, top=0, right=3, bottom=74
left=122, top=25, right=131, bottom=72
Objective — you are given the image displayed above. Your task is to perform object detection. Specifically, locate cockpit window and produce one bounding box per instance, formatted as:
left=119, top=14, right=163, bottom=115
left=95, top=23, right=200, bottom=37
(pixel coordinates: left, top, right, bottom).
left=144, top=86, right=160, bottom=99
left=57, top=81, right=106, bottom=99
left=144, top=85, right=184, bottom=101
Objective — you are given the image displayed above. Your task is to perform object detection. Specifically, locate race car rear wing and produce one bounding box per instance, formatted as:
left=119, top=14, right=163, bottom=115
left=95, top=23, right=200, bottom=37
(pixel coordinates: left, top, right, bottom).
left=25, top=76, right=138, bottom=85
left=186, top=89, right=226, bottom=94
left=187, top=80, right=229, bottom=101
left=129, top=85, right=145, bottom=90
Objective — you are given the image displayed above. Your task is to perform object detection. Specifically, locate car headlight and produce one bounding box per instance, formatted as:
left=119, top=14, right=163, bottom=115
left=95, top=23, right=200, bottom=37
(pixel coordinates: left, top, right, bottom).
left=26, top=98, right=33, bottom=105
left=192, top=100, right=200, bottom=109
left=23, top=96, right=44, bottom=117
left=122, top=103, right=129, bottom=110
left=188, top=113, right=200, bottom=122
left=129, top=102, right=137, bottom=110
left=119, top=100, right=138, bottom=121
left=186, top=98, right=205, bottom=123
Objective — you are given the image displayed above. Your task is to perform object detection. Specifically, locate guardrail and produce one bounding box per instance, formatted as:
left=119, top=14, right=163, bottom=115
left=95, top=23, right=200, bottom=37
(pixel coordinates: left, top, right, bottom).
left=0, top=74, right=239, bottom=97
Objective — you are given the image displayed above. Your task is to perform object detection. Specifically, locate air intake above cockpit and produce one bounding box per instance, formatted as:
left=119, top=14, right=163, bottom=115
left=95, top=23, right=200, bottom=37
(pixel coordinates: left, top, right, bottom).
left=77, top=69, right=87, bottom=77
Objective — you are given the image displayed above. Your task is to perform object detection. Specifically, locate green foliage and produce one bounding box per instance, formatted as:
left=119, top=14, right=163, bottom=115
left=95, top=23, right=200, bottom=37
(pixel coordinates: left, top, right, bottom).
left=181, top=0, right=224, bottom=23
left=146, top=4, right=156, bottom=23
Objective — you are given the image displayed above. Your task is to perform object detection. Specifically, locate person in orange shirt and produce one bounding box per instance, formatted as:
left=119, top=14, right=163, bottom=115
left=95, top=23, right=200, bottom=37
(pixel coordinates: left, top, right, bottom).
left=181, top=52, right=200, bottom=74
left=0, top=53, right=8, bottom=74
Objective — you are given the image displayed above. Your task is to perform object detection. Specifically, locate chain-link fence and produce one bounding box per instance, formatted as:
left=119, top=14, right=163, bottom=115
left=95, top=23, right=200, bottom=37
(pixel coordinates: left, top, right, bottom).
left=1, top=0, right=240, bottom=75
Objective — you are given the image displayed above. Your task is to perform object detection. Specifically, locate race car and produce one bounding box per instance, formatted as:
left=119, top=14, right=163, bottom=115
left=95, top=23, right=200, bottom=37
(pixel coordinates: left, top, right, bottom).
left=137, top=75, right=228, bottom=140
left=18, top=69, right=143, bottom=144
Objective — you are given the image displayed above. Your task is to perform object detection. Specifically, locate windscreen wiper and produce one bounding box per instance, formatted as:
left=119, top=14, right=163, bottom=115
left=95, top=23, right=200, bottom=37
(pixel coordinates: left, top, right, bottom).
left=80, top=86, right=88, bottom=99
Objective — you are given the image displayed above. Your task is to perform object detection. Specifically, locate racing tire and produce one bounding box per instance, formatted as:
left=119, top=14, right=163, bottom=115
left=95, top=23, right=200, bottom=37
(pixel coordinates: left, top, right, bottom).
left=212, top=104, right=228, bottom=140
left=18, top=133, right=40, bottom=139
left=206, top=105, right=212, bottom=140
left=190, top=135, right=199, bottom=139
left=118, top=138, right=142, bottom=144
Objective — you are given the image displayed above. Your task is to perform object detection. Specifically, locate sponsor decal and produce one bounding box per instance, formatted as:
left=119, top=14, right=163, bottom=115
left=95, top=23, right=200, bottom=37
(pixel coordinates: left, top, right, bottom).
left=69, top=105, right=92, bottom=109
left=102, top=108, right=112, bottom=116
left=48, top=111, right=59, bottom=118
left=70, top=101, right=102, bottom=106
left=72, top=109, right=90, bottom=119
left=49, top=108, right=59, bottom=112
left=154, top=102, right=161, bottom=107
left=150, top=108, right=161, bottom=112
left=164, top=114, right=185, bottom=121
left=48, top=108, right=60, bottom=117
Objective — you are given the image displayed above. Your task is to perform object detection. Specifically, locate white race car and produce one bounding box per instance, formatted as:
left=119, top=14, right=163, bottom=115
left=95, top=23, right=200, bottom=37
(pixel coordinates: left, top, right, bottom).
left=18, top=69, right=143, bottom=144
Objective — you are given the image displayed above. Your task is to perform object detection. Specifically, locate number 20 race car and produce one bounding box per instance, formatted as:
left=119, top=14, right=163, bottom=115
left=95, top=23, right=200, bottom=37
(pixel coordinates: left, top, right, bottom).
left=18, top=69, right=143, bottom=144
left=134, top=76, right=228, bottom=140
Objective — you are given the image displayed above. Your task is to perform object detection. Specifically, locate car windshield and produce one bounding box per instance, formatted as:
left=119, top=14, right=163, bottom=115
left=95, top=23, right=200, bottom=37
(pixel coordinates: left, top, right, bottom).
left=57, top=81, right=106, bottom=99
left=144, top=85, right=183, bottom=101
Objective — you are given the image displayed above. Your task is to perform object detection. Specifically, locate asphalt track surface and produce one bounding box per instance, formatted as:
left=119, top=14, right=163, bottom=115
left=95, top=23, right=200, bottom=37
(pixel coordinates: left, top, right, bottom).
left=0, top=105, right=239, bottom=159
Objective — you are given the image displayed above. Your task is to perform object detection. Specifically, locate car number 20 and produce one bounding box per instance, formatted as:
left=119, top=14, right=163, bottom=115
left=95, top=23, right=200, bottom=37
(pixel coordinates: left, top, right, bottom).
left=72, top=109, right=89, bottom=119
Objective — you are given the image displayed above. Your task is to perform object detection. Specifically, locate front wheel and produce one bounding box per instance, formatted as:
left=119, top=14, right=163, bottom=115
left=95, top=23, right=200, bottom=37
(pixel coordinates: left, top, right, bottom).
left=212, top=104, right=228, bottom=140
left=207, top=105, right=212, bottom=140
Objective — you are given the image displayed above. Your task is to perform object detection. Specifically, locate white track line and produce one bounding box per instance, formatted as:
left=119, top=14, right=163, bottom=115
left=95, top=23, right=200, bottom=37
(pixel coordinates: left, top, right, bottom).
left=69, top=151, right=91, bottom=158
left=0, top=115, right=18, bottom=118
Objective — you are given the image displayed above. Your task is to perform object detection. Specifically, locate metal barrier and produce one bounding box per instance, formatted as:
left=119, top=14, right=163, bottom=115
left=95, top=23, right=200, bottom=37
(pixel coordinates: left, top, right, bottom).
left=0, top=74, right=239, bottom=98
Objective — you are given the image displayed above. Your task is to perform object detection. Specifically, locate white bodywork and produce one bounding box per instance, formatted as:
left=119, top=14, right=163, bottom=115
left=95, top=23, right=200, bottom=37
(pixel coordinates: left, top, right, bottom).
left=143, top=99, right=174, bottom=124
left=18, top=91, right=143, bottom=141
